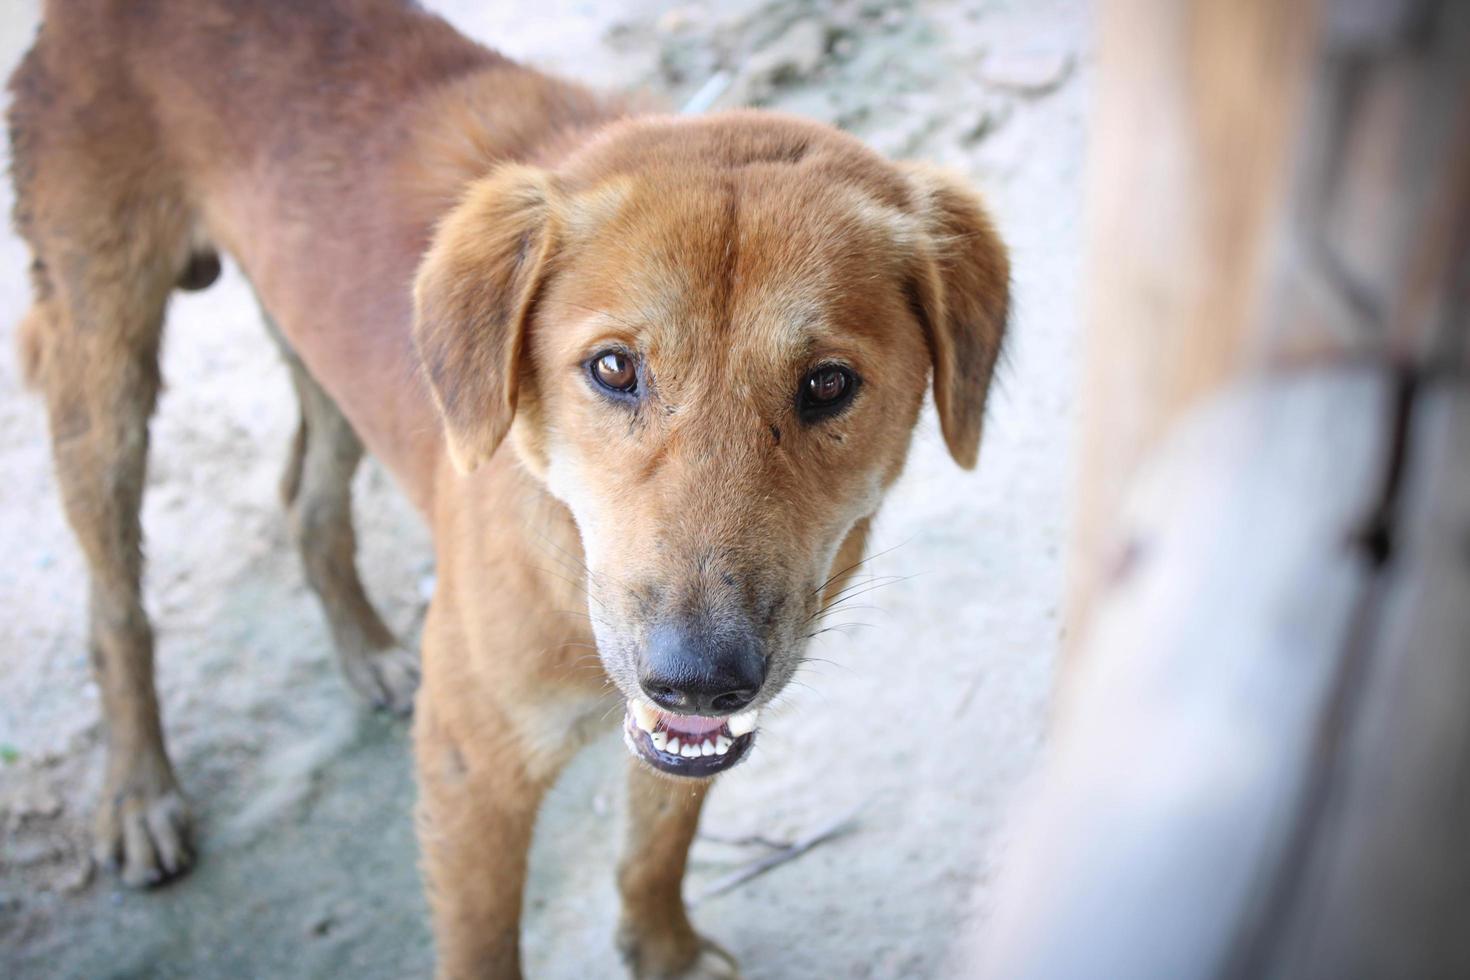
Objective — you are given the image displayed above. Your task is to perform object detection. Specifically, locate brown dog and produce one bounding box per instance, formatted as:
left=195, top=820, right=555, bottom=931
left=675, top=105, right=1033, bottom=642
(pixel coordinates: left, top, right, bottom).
left=9, top=1, right=1008, bottom=976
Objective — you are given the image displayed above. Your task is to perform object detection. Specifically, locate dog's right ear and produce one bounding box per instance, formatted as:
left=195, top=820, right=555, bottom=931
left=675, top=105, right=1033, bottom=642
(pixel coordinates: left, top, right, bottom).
left=413, top=164, right=556, bottom=473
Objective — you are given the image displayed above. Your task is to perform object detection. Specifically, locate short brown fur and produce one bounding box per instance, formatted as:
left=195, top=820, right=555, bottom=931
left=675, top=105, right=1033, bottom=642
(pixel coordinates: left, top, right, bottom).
left=9, top=2, right=1008, bottom=976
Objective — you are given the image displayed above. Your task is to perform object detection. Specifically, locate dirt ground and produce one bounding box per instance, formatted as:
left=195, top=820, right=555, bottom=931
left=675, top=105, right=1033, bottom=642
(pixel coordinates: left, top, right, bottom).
left=0, top=1, right=1088, bottom=976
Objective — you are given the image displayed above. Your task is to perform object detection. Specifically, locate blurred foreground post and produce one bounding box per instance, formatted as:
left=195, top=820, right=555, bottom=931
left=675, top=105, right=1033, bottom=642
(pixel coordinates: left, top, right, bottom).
left=979, top=0, right=1470, bottom=976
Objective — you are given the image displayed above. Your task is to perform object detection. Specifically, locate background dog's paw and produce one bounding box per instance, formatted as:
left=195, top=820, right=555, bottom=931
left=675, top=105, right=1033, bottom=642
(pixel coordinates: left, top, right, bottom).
left=341, top=644, right=420, bottom=716
left=93, top=780, right=193, bottom=888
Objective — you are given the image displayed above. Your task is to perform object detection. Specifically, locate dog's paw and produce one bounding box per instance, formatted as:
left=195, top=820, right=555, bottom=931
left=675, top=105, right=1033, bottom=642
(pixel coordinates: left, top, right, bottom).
left=671, top=940, right=740, bottom=980
left=342, top=643, right=420, bottom=716
left=622, top=931, right=741, bottom=980
left=93, top=777, right=193, bottom=888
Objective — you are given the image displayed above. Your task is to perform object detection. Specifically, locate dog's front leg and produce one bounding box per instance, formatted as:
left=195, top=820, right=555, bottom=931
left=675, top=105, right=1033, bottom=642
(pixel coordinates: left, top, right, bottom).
left=617, top=763, right=740, bottom=979
left=415, top=697, right=552, bottom=980
left=416, top=724, right=544, bottom=979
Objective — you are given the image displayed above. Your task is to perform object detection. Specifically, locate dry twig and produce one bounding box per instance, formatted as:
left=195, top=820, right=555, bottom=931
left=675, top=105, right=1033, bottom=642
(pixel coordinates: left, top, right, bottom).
left=691, top=806, right=864, bottom=905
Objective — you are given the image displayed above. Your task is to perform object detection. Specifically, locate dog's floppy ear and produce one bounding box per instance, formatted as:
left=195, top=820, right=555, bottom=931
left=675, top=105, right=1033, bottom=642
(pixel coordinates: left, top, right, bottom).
left=413, top=164, right=556, bottom=473
left=902, top=164, right=1010, bottom=470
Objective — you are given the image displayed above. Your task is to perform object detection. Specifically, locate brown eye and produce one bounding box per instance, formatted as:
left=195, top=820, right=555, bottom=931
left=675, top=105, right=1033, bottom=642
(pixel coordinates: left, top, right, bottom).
left=591, top=350, right=638, bottom=394
left=807, top=368, right=848, bottom=403
left=798, top=365, right=858, bottom=419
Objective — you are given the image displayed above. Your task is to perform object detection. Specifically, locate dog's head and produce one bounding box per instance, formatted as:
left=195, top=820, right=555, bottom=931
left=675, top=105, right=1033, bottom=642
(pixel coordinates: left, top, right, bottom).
left=414, top=112, right=1007, bottom=777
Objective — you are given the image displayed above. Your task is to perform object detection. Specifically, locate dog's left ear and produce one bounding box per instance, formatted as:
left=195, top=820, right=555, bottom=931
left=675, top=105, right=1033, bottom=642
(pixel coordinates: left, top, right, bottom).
left=413, top=164, right=557, bottom=473
left=901, top=164, right=1010, bottom=470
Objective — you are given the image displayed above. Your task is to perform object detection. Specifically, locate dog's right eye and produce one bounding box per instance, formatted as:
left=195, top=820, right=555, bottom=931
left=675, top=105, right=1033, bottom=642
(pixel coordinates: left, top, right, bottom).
left=590, top=350, right=638, bottom=394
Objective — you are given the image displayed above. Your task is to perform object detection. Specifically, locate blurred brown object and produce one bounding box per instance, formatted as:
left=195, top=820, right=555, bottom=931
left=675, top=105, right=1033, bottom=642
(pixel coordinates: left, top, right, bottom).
left=980, top=0, right=1470, bottom=976
left=1068, top=0, right=1470, bottom=646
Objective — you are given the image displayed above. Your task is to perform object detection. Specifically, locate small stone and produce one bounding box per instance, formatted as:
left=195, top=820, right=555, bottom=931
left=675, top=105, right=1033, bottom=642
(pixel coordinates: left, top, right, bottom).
left=6, top=783, right=63, bottom=821
left=5, top=834, right=66, bottom=867
left=656, top=6, right=698, bottom=35
left=961, top=97, right=1014, bottom=144
left=980, top=50, right=1074, bottom=97
left=758, top=18, right=827, bottom=83
left=56, top=857, right=94, bottom=894
left=725, top=17, right=829, bottom=105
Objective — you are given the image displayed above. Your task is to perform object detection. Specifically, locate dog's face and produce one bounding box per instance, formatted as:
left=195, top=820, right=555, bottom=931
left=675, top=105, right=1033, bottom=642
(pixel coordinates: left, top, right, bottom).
left=414, top=113, right=1007, bottom=777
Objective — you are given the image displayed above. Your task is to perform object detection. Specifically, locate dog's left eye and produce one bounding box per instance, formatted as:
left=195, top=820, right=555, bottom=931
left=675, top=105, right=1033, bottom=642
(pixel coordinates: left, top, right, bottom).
left=798, top=365, right=858, bottom=419
left=591, top=351, right=638, bottom=394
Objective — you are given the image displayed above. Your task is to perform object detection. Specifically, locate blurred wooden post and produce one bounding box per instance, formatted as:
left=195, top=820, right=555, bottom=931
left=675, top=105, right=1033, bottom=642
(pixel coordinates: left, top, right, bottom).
left=1066, top=0, right=1470, bottom=660
left=978, top=0, right=1470, bottom=976
left=1063, top=0, right=1317, bottom=659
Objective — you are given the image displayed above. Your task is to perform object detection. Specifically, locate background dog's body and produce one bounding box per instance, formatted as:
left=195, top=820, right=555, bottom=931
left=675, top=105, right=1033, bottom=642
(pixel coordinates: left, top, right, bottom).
left=14, top=0, right=611, bottom=506
left=10, top=1, right=1007, bottom=976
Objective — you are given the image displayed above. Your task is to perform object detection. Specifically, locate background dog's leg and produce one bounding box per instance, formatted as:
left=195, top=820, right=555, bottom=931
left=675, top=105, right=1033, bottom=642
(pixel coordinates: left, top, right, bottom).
left=267, top=319, right=419, bottom=713
left=9, top=44, right=208, bottom=887
left=28, top=270, right=191, bottom=888
left=617, top=764, right=739, bottom=979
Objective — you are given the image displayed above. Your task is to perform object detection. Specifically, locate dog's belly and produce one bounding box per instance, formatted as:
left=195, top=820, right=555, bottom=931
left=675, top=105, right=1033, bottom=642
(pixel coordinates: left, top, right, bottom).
left=120, top=0, right=599, bottom=515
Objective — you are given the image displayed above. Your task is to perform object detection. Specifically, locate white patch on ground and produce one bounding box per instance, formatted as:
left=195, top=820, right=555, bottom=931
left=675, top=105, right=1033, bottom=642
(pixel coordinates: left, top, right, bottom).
left=0, top=1, right=1089, bottom=976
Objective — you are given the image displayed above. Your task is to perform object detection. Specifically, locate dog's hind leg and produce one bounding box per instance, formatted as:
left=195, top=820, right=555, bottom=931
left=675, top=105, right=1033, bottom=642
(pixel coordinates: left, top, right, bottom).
left=19, top=238, right=194, bottom=888
left=7, top=32, right=215, bottom=885
left=266, top=319, right=419, bottom=713
left=617, top=764, right=739, bottom=979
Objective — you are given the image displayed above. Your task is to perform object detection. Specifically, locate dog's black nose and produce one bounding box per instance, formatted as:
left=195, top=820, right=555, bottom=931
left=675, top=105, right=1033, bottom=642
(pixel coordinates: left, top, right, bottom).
left=639, top=623, right=765, bottom=715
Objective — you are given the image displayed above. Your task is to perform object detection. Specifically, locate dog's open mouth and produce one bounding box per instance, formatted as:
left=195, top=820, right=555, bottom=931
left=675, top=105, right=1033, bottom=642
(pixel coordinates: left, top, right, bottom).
left=621, top=699, right=758, bottom=777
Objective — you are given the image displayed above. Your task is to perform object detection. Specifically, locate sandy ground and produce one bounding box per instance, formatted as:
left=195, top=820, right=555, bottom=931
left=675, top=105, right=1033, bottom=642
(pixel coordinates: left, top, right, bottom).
left=0, top=1, right=1088, bottom=976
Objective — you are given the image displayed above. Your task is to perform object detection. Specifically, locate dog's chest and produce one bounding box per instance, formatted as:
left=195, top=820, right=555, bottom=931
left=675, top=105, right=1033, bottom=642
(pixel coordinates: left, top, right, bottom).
left=514, top=686, right=619, bottom=778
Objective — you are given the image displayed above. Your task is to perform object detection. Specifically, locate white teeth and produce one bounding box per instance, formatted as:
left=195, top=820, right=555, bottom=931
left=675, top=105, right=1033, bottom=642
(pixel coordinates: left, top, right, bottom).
left=727, top=709, right=759, bottom=737
left=650, top=722, right=741, bottom=760
left=631, top=699, right=659, bottom=734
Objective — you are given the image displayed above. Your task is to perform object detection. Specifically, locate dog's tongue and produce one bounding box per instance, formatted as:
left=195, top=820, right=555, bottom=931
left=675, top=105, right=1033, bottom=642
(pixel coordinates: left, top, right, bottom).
left=661, top=714, right=727, bottom=736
